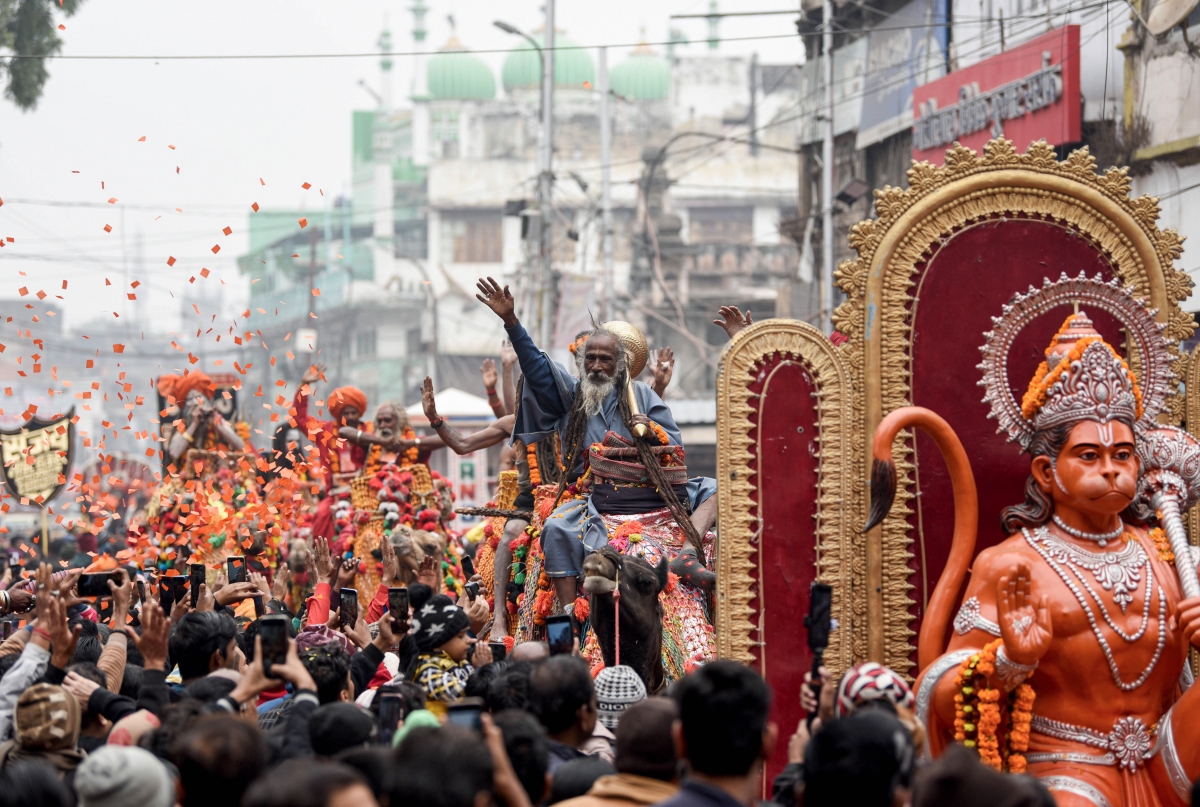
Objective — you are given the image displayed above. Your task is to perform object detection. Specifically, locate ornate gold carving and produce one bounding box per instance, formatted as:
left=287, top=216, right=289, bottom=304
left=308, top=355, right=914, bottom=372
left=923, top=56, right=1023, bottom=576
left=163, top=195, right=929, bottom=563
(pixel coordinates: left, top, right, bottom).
left=715, top=319, right=857, bottom=676
left=1187, top=348, right=1200, bottom=546
left=835, top=139, right=1192, bottom=676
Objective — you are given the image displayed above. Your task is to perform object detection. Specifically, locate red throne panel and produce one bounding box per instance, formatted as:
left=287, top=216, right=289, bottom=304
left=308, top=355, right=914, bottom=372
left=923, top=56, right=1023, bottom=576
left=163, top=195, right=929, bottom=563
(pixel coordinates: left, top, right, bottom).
left=748, top=355, right=820, bottom=788
left=907, top=216, right=1121, bottom=649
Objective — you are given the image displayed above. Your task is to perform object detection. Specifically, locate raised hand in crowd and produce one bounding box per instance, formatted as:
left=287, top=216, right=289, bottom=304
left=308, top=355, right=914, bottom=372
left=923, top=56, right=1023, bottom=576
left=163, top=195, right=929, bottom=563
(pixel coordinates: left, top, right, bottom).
left=271, top=563, right=290, bottom=602
left=250, top=570, right=271, bottom=599
left=417, top=555, right=439, bottom=590
left=266, top=636, right=318, bottom=693
left=171, top=588, right=192, bottom=623
left=46, top=588, right=82, bottom=670
left=380, top=536, right=399, bottom=588
left=125, top=599, right=171, bottom=671
left=107, top=568, right=132, bottom=627
left=500, top=339, right=517, bottom=370
left=300, top=362, right=326, bottom=389
left=314, top=536, right=335, bottom=582
left=480, top=358, right=499, bottom=391
left=56, top=568, right=85, bottom=608
left=336, top=557, right=359, bottom=590
left=714, top=305, right=753, bottom=340
left=651, top=347, right=675, bottom=398
left=476, top=277, right=518, bottom=327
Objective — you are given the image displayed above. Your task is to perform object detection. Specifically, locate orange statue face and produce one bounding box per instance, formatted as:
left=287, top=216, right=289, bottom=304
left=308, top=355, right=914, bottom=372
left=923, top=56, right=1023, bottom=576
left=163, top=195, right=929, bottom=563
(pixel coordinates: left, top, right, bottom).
left=1029, top=420, right=1138, bottom=519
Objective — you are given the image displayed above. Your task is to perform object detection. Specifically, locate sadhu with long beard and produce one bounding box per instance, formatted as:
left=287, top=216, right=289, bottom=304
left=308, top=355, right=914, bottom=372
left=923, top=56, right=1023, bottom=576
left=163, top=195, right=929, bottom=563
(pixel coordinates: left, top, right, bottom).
left=475, top=277, right=717, bottom=666
left=869, top=276, right=1200, bottom=807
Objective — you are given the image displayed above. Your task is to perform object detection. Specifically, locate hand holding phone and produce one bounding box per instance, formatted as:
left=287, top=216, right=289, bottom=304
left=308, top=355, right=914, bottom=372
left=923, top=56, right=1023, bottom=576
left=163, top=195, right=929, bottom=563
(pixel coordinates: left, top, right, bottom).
left=464, top=581, right=480, bottom=601
left=257, top=615, right=289, bottom=678
left=447, top=698, right=484, bottom=732
left=339, top=588, right=359, bottom=631
left=190, top=564, right=205, bottom=608
left=227, top=556, right=247, bottom=584
left=460, top=555, right=475, bottom=579
left=545, top=614, right=574, bottom=656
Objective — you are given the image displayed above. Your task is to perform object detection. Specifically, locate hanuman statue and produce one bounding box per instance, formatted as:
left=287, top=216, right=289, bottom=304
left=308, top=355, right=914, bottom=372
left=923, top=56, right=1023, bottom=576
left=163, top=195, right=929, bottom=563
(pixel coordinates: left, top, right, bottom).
left=867, top=275, right=1200, bottom=807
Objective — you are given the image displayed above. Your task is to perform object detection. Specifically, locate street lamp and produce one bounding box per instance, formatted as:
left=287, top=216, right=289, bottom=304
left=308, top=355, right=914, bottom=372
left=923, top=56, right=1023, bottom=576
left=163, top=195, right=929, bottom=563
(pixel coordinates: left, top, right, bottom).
left=493, top=20, right=544, bottom=120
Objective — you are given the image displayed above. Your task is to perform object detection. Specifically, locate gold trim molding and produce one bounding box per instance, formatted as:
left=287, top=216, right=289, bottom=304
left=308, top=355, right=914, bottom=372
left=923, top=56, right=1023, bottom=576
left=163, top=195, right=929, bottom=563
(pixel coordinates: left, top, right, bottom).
left=834, top=139, right=1192, bottom=674
left=715, top=319, right=857, bottom=674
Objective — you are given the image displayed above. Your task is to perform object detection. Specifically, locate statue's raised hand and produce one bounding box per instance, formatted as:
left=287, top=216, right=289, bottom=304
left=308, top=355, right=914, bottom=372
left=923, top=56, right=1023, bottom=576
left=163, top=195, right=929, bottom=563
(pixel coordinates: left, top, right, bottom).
left=997, top=562, right=1052, bottom=666
left=476, top=277, right=518, bottom=327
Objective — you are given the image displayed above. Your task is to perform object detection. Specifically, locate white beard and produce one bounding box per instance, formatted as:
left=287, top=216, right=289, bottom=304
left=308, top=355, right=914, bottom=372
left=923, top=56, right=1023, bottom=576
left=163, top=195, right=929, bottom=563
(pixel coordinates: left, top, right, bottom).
left=579, top=372, right=616, bottom=417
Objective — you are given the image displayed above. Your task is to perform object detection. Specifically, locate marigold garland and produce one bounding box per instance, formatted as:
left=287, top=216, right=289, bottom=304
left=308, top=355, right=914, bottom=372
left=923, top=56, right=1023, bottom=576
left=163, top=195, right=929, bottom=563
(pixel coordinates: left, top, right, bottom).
left=573, top=596, right=590, bottom=621
left=1150, top=526, right=1174, bottom=563
left=527, top=443, right=541, bottom=486
left=1021, top=334, right=1143, bottom=421
left=648, top=422, right=670, bottom=446
left=953, top=639, right=1035, bottom=773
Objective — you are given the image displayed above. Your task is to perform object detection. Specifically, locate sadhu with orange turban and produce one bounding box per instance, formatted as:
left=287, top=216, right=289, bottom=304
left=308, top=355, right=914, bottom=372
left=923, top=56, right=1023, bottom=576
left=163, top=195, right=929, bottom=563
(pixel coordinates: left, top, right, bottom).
left=175, top=371, right=216, bottom=403
left=293, top=366, right=381, bottom=541
left=328, top=386, right=368, bottom=425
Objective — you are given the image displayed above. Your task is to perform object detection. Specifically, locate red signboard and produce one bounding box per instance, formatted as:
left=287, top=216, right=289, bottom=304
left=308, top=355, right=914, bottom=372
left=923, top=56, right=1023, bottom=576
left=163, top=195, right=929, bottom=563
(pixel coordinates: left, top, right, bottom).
left=912, top=25, right=1080, bottom=163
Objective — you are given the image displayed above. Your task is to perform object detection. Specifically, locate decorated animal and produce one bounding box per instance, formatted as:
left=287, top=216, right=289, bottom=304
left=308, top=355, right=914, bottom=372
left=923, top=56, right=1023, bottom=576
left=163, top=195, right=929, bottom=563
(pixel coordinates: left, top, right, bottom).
left=582, top=546, right=668, bottom=693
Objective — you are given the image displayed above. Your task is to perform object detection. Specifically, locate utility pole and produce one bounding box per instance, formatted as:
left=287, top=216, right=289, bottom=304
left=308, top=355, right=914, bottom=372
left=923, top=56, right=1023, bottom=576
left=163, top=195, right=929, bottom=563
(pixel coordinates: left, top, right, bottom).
left=821, top=0, right=835, bottom=335
left=537, top=0, right=556, bottom=347
left=599, top=46, right=613, bottom=322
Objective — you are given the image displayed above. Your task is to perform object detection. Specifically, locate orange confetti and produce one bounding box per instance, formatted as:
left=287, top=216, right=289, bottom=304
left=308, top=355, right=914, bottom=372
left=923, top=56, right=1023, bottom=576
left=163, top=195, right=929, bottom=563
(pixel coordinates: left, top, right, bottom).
left=107, top=198, right=117, bottom=204
left=301, top=182, right=311, bottom=190
left=211, top=244, right=220, bottom=254
left=112, top=344, right=125, bottom=354
left=103, top=224, right=112, bottom=233
left=222, top=226, right=232, bottom=236
left=200, top=268, right=210, bottom=278
left=259, top=178, right=265, bottom=185
left=17, top=287, right=27, bottom=296
left=298, top=218, right=308, bottom=228
left=167, top=256, right=176, bottom=266
left=312, top=288, right=321, bottom=296
left=251, top=202, right=259, bottom=212
left=137, top=136, right=146, bottom=142
left=57, top=23, right=65, bottom=30
left=168, top=144, right=176, bottom=150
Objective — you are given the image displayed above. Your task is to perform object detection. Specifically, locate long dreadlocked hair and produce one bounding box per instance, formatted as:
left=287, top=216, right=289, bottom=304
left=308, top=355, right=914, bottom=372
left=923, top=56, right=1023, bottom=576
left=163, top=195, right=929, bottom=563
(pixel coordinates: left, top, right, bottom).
left=552, top=328, right=702, bottom=549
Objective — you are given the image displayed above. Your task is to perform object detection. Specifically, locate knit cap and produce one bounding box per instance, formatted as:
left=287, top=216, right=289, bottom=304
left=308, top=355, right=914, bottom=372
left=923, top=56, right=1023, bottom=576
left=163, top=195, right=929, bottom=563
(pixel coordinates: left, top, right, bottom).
left=15, top=683, right=80, bottom=751
left=392, top=708, right=441, bottom=747
left=594, top=665, right=647, bottom=730
left=835, top=662, right=914, bottom=718
left=411, top=594, right=470, bottom=652
left=75, top=745, right=175, bottom=807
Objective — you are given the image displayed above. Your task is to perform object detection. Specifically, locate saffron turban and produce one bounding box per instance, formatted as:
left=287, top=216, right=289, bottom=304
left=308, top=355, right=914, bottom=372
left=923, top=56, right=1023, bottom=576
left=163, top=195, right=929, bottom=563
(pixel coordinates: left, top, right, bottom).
left=329, top=386, right=367, bottom=422
left=155, top=374, right=181, bottom=401
left=175, top=371, right=215, bottom=401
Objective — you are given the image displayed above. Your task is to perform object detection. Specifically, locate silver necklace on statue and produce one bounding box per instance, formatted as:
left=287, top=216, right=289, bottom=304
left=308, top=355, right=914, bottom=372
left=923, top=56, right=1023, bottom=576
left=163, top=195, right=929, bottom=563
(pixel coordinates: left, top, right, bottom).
left=1051, top=514, right=1125, bottom=548
left=1025, top=527, right=1165, bottom=691
left=1035, top=527, right=1145, bottom=612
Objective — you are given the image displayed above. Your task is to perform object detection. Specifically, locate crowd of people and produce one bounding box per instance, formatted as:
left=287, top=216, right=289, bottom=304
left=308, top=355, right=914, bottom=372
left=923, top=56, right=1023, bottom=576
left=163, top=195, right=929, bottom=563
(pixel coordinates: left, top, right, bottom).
left=0, top=540, right=1152, bottom=807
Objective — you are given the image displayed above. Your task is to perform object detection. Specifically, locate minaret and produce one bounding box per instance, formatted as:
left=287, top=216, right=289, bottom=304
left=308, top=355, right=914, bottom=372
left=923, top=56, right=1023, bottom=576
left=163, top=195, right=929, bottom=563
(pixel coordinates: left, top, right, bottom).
left=707, top=0, right=720, bottom=50
left=411, top=0, right=430, bottom=167
left=378, top=22, right=393, bottom=110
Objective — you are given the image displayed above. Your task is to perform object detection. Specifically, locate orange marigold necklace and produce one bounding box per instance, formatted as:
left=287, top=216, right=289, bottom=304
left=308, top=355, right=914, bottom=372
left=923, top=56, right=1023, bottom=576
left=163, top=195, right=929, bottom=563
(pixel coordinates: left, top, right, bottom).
left=953, top=639, right=1035, bottom=772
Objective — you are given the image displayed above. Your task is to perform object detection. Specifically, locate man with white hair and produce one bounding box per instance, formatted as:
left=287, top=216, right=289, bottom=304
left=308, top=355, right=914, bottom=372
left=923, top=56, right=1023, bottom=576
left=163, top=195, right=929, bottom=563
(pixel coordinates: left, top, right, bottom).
left=475, top=278, right=714, bottom=620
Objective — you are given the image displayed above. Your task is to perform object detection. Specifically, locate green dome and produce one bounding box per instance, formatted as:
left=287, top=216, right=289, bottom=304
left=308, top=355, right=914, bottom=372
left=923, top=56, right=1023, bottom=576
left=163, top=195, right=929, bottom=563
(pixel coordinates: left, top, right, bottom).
left=428, top=37, right=496, bottom=100
left=502, top=32, right=595, bottom=91
left=610, top=45, right=670, bottom=100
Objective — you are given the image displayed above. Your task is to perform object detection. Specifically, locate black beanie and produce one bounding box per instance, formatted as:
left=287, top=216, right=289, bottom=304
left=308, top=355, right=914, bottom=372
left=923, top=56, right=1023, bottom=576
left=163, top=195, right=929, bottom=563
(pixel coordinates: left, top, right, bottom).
left=308, top=702, right=376, bottom=757
left=411, top=594, right=471, bottom=653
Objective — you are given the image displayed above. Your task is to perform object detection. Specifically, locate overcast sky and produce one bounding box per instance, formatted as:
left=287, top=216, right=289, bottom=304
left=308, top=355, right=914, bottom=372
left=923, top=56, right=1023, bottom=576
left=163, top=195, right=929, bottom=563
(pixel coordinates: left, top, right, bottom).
left=0, top=0, right=804, bottom=334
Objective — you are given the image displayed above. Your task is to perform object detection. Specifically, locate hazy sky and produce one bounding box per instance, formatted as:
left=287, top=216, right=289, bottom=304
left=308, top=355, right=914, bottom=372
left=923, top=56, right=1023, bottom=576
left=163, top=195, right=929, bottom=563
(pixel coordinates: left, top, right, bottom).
left=0, top=0, right=804, bottom=333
